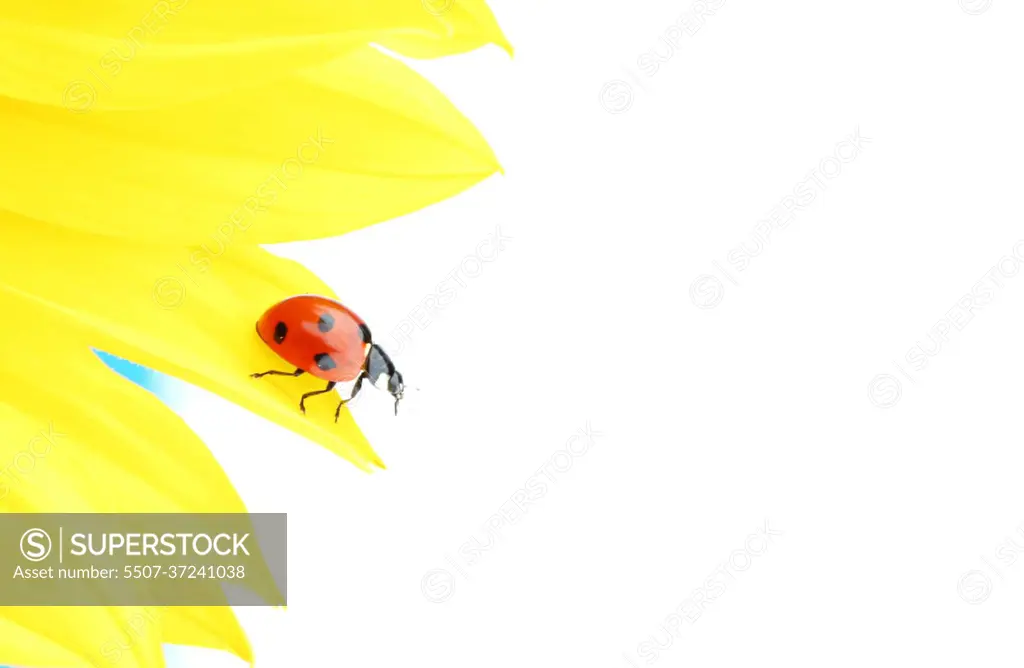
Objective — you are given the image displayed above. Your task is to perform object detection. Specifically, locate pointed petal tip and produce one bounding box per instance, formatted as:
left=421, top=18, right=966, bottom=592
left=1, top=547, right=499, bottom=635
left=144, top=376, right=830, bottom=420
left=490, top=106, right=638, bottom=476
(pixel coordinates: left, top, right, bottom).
left=499, top=39, right=515, bottom=58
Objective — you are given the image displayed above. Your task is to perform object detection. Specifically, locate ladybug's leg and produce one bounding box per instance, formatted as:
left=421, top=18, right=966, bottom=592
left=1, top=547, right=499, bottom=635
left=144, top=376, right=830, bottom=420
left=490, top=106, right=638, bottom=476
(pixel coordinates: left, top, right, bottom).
left=251, top=368, right=305, bottom=379
left=334, top=373, right=367, bottom=422
left=299, top=381, right=337, bottom=414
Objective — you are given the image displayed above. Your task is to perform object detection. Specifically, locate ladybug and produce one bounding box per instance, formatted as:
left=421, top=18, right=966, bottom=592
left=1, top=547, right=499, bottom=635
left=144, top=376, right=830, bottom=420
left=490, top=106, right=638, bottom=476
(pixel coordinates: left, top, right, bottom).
left=251, top=295, right=405, bottom=417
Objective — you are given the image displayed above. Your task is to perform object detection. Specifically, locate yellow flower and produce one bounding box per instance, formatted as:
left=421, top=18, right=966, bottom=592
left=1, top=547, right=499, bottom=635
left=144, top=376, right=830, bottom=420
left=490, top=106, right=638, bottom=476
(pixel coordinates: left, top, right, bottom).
left=0, top=0, right=510, bottom=665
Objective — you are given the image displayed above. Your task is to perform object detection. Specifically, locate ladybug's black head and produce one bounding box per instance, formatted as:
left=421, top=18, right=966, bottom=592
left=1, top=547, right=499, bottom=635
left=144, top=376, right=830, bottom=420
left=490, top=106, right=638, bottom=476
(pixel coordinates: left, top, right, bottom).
left=366, top=344, right=405, bottom=416
left=388, top=371, right=405, bottom=416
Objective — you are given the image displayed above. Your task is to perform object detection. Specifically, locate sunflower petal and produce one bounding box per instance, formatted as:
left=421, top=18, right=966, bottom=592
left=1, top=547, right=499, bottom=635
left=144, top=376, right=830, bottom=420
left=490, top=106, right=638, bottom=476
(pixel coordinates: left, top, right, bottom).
left=0, top=607, right=166, bottom=668
left=0, top=614, right=90, bottom=667
left=0, top=0, right=511, bottom=109
left=0, top=46, right=500, bottom=246
left=0, top=605, right=252, bottom=668
left=0, top=212, right=383, bottom=471
left=375, top=0, right=514, bottom=60
left=159, top=607, right=254, bottom=666
left=0, top=305, right=287, bottom=664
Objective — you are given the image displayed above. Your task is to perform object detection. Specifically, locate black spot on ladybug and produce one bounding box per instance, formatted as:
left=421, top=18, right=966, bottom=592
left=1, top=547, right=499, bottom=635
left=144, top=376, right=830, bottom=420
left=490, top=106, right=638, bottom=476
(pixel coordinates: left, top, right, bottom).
left=318, top=313, right=335, bottom=333
left=358, top=323, right=372, bottom=344
left=314, top=353, right=337, bottom=371
left=273, top=321, right=288, bottom=344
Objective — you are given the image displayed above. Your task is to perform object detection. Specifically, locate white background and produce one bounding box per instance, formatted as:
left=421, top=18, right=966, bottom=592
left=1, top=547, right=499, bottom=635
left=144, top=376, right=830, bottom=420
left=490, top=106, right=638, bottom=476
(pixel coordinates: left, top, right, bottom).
left=166, top=1, right=1024, bottom=666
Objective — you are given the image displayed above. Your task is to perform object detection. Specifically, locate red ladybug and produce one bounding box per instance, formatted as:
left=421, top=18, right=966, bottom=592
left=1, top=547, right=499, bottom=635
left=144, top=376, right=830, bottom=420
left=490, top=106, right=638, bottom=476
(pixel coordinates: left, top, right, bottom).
left=251, top=295, right=405, bottom=417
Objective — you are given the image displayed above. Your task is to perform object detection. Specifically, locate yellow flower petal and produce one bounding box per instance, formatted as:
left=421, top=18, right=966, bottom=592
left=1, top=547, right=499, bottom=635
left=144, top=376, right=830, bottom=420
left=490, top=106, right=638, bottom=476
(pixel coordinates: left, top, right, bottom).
left=0, top=0, right=511, bottom=109
left=0, top=47, right=500, bottom=245
left=0, top=211, right=383, bottom=472
left=375, top=1, right=514, bottom=60
left=160, top=606, right=255, bottom=665
left=0, top=302, right=291, bottom=665
left=0, top=604, right=252, bottom=668
left=0, top=607, right=166, bottom=668
left=0, top=617, right=91, bottom=668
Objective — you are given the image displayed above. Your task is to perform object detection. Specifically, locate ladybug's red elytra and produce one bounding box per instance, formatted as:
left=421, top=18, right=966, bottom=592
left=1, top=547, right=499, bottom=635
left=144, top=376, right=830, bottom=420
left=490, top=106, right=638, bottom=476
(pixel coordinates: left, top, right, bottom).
left=251, top=295, right=405, bottom=418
